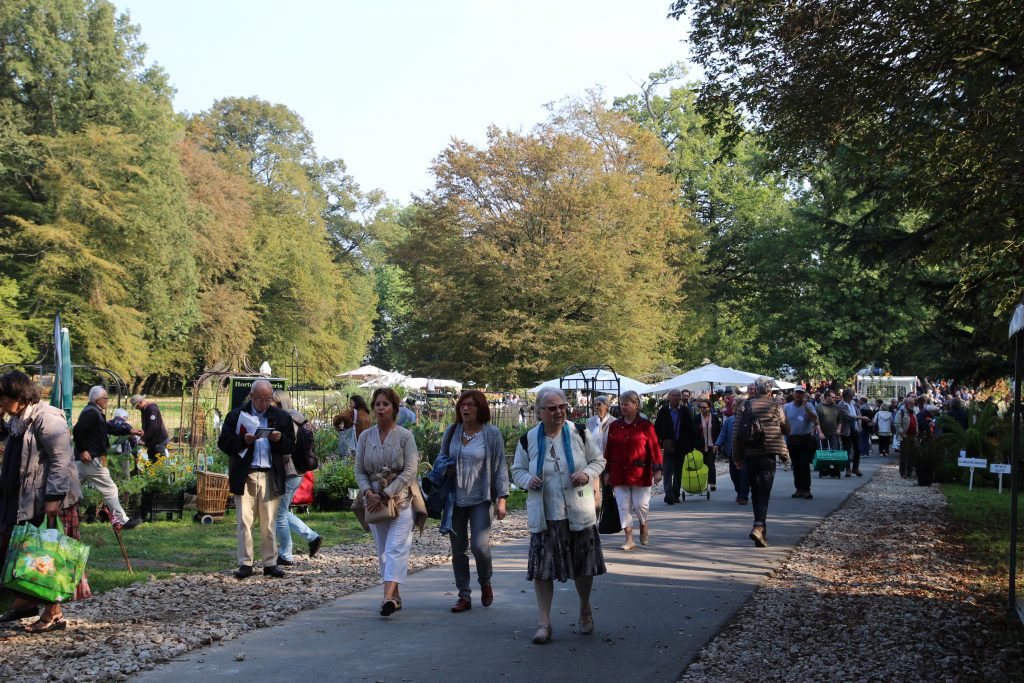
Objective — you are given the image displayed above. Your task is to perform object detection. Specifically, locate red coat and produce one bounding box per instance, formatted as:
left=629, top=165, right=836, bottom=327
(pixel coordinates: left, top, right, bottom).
left=604, top=418, right=662, bottom=487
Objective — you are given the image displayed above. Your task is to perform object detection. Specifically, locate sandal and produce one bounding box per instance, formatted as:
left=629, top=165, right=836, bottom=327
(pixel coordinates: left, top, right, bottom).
left=24, top=616, right=66, bottom=634
left=620, top=543, right=636, bottom=551
left=579, top=609, right=594, bottom=635
left=380, top=598, right=399, bottom=617
left=0, top=606, right=40, bottom=622
left=531, top=623, right=552, bottom=644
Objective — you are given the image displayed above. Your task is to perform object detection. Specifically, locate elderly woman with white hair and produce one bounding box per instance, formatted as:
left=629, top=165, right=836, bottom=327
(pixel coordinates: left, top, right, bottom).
left=512, top=387, right=606, bottom=645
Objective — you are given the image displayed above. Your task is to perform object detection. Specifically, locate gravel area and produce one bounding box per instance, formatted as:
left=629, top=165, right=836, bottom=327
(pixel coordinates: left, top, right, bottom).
left=0, top=511, right=532, bottom=682
left=679, top=461, right=1024, bottom=683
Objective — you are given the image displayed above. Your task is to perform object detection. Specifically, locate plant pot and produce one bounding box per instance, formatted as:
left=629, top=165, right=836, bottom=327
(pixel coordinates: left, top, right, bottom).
left=314, top=492, right=351, bottom=512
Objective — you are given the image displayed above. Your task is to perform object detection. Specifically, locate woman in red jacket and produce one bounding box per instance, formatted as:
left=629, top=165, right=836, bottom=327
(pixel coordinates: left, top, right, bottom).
left=602, top=391, right=662, bottom=550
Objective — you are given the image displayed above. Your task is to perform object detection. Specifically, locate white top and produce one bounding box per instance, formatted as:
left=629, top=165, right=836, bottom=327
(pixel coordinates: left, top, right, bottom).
left=873, top=410, right=893, bottom=435
left=586, top=413, right=615, bottom=454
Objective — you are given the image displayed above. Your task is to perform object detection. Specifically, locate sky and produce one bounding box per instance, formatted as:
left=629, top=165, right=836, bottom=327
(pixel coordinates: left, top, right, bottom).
left=116, top=0, right=694, bottom=203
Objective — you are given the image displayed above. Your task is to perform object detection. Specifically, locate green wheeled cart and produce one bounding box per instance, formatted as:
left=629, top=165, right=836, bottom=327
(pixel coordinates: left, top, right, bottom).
left=812, top=449, right=849, bottom=478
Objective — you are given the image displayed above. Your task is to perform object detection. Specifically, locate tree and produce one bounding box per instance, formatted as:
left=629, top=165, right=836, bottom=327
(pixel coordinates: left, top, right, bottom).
left=669, top=0, right=1024, bottom=382
left=395, top=95, right=697, bottom=386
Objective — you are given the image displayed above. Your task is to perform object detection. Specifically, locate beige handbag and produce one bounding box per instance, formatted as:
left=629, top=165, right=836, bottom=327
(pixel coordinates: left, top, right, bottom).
left=364, top=495, right=398, bottom=524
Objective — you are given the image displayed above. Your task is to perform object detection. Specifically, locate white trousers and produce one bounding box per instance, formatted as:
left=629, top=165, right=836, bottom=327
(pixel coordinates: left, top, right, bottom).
left=613, top=486, right=651, bottom=529
left=371, top=504, right=414, bottom=584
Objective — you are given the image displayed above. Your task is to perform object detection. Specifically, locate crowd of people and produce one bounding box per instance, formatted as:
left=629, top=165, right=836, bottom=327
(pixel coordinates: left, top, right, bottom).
left=0, top=369, right=994, bottom=643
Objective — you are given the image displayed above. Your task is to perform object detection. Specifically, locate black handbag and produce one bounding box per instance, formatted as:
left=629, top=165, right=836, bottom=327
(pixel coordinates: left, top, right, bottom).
left=597, top=483, right=621, bottom=534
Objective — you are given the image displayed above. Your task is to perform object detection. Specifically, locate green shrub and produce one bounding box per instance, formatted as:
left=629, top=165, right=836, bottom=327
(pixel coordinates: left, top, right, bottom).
left=314, top=460, right=357, bottom=498
left=410, top=418, right=446, bottom=464
left=314, top=427, right=339, bottom=460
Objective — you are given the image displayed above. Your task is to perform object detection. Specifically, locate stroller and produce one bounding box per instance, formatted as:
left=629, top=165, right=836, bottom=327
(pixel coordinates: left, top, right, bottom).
left=680, top=449, right=711, bottom=501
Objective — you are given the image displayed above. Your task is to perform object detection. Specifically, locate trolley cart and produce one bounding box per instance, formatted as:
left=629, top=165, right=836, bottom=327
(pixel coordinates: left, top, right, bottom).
left=194, top=470, right=231, bottom=524
left=680, top=450, right=711, bottom=501
left=813, top=449, right=849, bottom=479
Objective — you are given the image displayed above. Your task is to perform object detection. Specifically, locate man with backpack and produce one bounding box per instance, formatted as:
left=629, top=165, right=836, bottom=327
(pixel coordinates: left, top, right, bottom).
left=271, top=391, right=323, bottom=567
left=732, top=379, right=788, bottom=548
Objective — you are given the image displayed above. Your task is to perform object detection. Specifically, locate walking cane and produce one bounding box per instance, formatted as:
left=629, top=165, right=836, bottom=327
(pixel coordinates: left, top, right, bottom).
left=102, top=505, right=134, bottom=574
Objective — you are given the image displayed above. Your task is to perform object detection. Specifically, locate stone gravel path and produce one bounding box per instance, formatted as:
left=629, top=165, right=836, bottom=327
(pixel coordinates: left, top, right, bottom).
left=679, top=462, right=1024, bottom=682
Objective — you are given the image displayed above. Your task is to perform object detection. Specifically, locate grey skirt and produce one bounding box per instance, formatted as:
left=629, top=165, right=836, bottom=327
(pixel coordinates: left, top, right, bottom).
left=526, top=519, right=606, bottom=582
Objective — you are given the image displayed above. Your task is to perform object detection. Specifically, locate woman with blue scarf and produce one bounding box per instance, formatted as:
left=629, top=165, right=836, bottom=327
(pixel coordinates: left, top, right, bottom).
left=511, top=387, right=606, bottom=645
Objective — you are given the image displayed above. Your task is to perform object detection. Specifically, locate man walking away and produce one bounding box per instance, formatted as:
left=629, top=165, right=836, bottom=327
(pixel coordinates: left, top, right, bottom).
left=654, top=389, right=696, bottom=505
left=72, top=386, right=143, bottom=531
left=782, top=387, right=821, bottom=499
left=130, top=394, right=169, bottom=460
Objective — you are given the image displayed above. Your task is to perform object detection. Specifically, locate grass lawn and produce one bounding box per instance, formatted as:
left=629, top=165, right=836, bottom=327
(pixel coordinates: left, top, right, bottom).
left=78, top=510, right=369, bottom=595
left=941, top=483, right=1015, bottom=596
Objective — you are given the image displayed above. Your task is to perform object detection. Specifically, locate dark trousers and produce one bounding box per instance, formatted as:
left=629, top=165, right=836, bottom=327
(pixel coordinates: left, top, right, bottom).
left=860, top=429, right=872, bottom=457
left=899, top=436, right=916, bottom=477
left=449, top=501, right=493, bottom=600
left=744, top=454, right=776, bottom=527
left=701, top=448, right=716, bottom=485
left=787, top=434, right=816, bottom=493
left=663, top=446, right=683, bottom=501
left=878, top=434, right=892, bottom=456
left=841, top=433, right=861, bottom=471
left=729, top=456, right=750, bottom=500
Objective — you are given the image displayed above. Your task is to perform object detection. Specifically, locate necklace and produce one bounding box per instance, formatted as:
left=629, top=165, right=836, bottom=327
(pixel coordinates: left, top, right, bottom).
left=461, top=428, right=481, bottom=443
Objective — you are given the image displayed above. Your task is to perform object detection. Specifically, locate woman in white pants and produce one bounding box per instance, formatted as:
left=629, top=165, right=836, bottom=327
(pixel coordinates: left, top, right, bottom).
left=602, top=391, right=662, bottom=550
left=355, top=387, right=420, bottom=616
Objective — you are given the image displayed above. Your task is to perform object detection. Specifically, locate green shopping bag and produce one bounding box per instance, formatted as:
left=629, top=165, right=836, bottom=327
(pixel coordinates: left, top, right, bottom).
left=2, top=519, right=90, bottom=603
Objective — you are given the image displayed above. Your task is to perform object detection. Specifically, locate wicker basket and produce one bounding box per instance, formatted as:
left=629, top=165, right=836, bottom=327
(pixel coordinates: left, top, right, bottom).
left=196, top=471, right=231, bottom=516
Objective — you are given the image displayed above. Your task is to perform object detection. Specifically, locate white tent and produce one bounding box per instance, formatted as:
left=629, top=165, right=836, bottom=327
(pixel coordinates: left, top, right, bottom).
left=649, top=364, right=763, bottom=394
left=528, top=370, right=653, bottom=396
left=774, top=379, right=797, bottom=390
left=401, top=377, right=463, bottom=393
left=338, top=364, right=386, bottom=381
left=358, top=371, right=408, bottom=388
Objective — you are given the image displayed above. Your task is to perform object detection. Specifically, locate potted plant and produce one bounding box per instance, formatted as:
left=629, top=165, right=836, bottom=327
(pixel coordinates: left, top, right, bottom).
left=313, top=461, right=357, bottom=512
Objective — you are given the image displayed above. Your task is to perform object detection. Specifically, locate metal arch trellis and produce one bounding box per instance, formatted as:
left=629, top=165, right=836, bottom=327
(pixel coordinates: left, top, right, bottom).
left=559, top=364, right=621, bottom=420
left=0, top=362, right=130, bottom=409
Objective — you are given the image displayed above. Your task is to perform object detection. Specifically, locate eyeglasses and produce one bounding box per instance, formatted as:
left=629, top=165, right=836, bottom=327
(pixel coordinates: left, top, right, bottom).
left=543, top=404, right=568, bottom=413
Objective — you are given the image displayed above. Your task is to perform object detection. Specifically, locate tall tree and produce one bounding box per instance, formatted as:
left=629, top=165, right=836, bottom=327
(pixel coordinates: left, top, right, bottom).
left=670, top=0, right=1024, bottom=382
left=396, top=95, right=697, bottom=386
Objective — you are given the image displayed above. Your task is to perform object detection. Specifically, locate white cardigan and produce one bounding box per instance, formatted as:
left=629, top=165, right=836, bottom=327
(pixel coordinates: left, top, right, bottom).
left=511, top=425, right=605, bottom=533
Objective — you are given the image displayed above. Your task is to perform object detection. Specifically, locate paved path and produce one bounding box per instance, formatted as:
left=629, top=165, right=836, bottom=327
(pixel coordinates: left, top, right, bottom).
left=133, top=458, right=881, bottom=683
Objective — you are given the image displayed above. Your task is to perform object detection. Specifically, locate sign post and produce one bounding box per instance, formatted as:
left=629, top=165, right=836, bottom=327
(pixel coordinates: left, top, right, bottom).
left=958, top=451, right=987, bottom=491
left=991, top=464, right=1012, bottom=495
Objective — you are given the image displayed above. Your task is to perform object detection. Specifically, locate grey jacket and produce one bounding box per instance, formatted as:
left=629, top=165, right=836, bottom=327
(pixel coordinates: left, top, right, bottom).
left=12, top=402, right=82, bottom=522
left=438, top=423, right=510, bottom=505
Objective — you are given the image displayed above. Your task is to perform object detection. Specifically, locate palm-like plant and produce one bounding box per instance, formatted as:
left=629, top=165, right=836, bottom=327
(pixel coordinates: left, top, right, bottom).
left=938, top=402, right=1002, bottom=462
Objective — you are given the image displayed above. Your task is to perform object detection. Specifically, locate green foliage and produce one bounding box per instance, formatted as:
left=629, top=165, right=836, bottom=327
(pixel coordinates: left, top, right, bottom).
left=410, top=418, right=446, bottom=465
left=313, top=460, right=357, bottom=498
left=313, top=427, right=339, bottom=460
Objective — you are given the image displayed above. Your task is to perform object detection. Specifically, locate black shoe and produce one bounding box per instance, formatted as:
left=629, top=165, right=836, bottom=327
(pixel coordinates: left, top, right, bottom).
left=121, top=517, right=142, bottom=531
left=792, top=490, right=804, bottom=498
left=234, top=565, right=253, bottom=580
left=664, top=496, right=675, bottom=505
left=309, top=535, right=323, bottom=558
left=263, top=565, right=285, bottom=578
left=276, top=556, right=294, bottom=566
left=804, top=491, right=814, bottom=500
left=710, top=484, right=717, bottom=491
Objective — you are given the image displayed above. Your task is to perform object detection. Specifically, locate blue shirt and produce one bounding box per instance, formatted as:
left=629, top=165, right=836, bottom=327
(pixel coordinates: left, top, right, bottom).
left=250, top=408, right=271, bottom=468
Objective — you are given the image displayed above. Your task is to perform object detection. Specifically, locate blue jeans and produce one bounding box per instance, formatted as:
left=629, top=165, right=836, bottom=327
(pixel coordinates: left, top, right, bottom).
left=276, top=475, right=319, bottom=561
left=449, top=501, right=493, bottom=600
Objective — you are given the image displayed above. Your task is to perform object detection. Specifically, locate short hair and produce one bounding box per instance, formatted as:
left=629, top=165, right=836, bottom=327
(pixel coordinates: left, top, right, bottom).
left=754, top=379, right=771, bottom=395
left=841, top=388, right=854, bottom=400
left=371, top=387, right=401, bottom=420
left=456, top=389, right=490, bottom=423
left=88, top=385, right=108, bottom=401
left=593, top=395, right=609, bottom=406
left=620, top=390, right=640, bottom=406
left=271, top=389, right=291, bottom=410
left=0, top=371, right=41, bottom=405
left=699, top=398, right=712, bottom=408
left=535, top=387, right=568, bottom=419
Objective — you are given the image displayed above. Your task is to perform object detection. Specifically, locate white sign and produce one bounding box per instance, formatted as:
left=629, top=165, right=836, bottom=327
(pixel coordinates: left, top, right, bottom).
left=958, top=457, right=988, bottom=468
left=991, top=464, right=1012, bottom=474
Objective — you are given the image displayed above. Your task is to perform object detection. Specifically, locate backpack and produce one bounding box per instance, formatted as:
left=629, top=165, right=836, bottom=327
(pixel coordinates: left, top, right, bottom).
left=291, top=421, right=319, bottom=473
left=737, top=401, right=765, bottom=449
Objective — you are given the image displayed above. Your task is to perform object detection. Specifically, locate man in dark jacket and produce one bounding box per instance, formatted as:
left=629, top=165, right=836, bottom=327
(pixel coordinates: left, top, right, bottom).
left=217, top=379, right=294, bottom=579
left=693, top=399, right=722, bottom=491
left=654, top=389, right=697, bottom=504
left=72, top=386, right=143, bottom=531
left=129, top=394, right=169, bottom=459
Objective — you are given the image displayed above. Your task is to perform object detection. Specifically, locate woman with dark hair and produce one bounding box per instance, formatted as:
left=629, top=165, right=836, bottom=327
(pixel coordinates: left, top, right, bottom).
left=349, top=394, right=373, bottom=439
left=0, top=371, right=89, bottom=632
left=355, top=387, right=422, bottom=616
left=431, top=390, right=509, bottom=613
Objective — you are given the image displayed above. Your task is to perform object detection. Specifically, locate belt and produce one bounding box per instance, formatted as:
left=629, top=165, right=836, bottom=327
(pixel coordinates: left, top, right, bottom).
left=250, top=467, right=272, bottom=472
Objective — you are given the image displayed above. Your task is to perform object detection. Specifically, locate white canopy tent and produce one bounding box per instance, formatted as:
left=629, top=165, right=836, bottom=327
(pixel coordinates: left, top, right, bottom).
left=357, top=371, right=409, bottom=388
left=338, top=364, right=386, bottom=381
left=528, top=370, right=653, bottom=396
left=401, top=377, right=463, bottom=393
left=649, top=364, right=763, bottom=394
left=774, top=379, right=797, bottom=390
